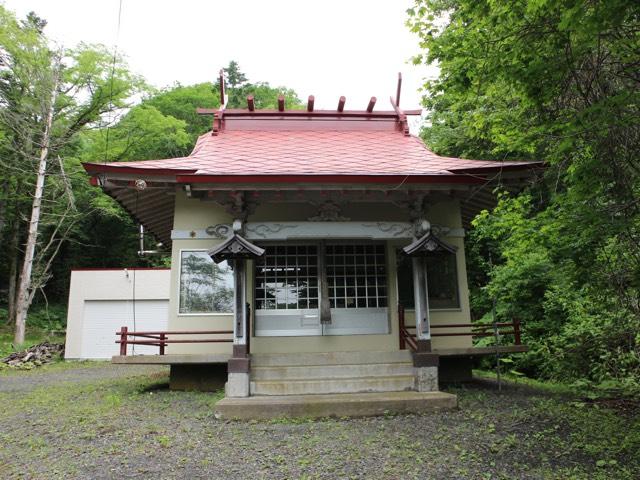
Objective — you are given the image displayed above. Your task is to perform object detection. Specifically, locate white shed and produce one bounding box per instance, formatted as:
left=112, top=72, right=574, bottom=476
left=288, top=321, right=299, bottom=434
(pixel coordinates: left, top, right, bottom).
left=65, top=268, right=171, bottom=360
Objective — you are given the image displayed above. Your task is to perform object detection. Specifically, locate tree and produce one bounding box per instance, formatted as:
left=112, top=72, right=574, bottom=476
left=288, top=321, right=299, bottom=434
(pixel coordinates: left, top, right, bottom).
left=0, top=6, right=143, bottom=343
left=225, top=60, right=247, bottom=89
left=218, top=61, right=302, bottom=109
left=408, top=0, right=640, bottom=389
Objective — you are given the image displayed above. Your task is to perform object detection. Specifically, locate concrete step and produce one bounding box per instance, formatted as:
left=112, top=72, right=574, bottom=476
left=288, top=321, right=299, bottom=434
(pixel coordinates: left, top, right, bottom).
left=251, top=362, right=414, bottom=381
left=250, top=375, right=416, bottom=396
left=215, top=391, right=458, bottom=420
left=251, top=350, right=412, bottom=367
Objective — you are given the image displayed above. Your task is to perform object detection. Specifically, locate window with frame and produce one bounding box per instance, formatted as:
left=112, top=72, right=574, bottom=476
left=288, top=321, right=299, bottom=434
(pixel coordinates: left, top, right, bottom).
left=254, top=243, right=387, bottom=311
left=396, top=249, right=460, bottom=310
left=326, top=244, right=387, bottom=308
left=179, top=251, right=234, bottom=314
left=254, top=245, right=319, bottom=310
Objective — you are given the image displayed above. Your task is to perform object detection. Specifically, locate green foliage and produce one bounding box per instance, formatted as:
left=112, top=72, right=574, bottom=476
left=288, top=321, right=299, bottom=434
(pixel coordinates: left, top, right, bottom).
left=408, top=1, right=640, bottom=391
left=219, top=61, right=302, bottom=110
left=144, top=82, right=220, bottom=140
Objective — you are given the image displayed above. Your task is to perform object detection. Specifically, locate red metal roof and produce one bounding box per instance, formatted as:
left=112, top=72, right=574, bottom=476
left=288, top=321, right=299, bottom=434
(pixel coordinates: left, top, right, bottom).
left=84, top=119, right=538, bottom=181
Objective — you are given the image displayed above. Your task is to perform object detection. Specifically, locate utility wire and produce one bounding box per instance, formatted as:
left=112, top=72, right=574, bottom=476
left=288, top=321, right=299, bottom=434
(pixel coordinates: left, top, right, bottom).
left=103, top=0, right=124, bottom=164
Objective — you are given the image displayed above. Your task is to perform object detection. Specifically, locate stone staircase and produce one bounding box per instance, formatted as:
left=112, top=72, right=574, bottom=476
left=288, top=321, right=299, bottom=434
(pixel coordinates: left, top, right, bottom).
left=250, top=350, right=416, bottom=396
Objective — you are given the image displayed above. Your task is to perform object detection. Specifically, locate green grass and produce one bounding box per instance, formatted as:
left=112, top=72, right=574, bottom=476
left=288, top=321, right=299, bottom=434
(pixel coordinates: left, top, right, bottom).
left=1, top=365, right=638, bottom=479
left=0, top=303, right=67, bottom=359
left=0, top=325, right=66, bottom=358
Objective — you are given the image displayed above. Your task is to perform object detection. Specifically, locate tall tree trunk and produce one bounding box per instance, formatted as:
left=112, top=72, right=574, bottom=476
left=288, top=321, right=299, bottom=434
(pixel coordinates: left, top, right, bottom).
left=7, top=218, right=21, bottom=326
left=14, top=64, right=59, bottom=345
left=0, top=179, right=9, bottom=246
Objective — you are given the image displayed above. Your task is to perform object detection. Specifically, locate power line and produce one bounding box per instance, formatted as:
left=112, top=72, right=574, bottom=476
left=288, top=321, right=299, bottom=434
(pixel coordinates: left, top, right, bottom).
left=103, top=0, right=124, bottom=164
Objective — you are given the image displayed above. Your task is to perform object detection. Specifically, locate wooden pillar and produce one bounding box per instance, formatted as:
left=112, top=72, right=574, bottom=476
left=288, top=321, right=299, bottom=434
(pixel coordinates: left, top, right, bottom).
left=233, top=259, right=246, bottom=343
left=228, top=259, right=250, bottom=375
left=412, top=257, right=432, bottom=351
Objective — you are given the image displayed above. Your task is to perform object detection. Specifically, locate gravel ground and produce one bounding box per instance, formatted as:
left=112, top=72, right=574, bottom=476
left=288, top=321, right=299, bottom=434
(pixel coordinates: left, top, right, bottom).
left=0, top=364, right=637, bottom=479
left=0, top=364, right=166, bottom=393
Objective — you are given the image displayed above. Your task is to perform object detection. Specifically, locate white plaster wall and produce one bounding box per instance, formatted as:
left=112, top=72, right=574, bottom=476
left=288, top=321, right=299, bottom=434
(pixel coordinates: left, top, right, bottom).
left=65, top=269, right=170, bottom=358
left=167, top=190, right=474, bottom=354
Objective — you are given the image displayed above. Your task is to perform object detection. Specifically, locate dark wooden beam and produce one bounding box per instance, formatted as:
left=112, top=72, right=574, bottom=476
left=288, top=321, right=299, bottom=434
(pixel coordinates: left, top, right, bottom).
left=367, top=97, right=377, bottom=113
left=396, top=72, right=402, bottom=107
left=337, top=96, right=346, bottom=112
left=247, top=95, right=255, bottom=111
left=277, top=95, right=285, bottom=112
left=307, top=95, right=315, bottom=112
left=196, top=108, right=217, bottom=115
left=220, top=108, right=422, bottom=118
left=219, top=69, right=225, bottom=106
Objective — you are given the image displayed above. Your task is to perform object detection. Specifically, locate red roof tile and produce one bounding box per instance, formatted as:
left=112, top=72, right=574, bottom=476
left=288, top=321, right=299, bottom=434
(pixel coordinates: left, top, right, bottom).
left=84, top=118, right=539, bottom=179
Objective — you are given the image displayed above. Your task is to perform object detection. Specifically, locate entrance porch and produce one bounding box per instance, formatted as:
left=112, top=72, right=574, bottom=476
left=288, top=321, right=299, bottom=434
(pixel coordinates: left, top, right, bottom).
left=112, top=218, right=526, bottom=408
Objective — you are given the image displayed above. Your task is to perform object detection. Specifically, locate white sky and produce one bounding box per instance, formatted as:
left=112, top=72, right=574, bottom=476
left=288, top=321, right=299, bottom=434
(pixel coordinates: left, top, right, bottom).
left=3, top=0, right=438, bottom=117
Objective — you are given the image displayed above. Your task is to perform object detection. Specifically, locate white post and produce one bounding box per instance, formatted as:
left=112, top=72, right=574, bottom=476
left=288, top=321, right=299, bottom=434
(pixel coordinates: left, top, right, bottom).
left=226, top=258, right=250, bottom=397
left=233, top=260, right=247, bottom=345
left=412, top=257, right=431, bottom=342
left=411, top=250, right=438, bottom=392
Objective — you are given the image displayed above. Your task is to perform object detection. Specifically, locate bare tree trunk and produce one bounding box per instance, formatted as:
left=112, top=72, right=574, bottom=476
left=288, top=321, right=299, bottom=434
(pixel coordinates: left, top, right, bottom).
left=14, top=63, right=59, bottom=345
left=0, top=179, right=9, bottom=246
left=7, top=219, right=20, bottom=326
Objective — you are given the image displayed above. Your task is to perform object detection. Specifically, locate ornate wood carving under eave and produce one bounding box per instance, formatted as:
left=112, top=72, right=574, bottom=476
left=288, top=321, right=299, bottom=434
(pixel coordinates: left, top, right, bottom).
left=360, top=222, right=414, bottom=238
left=199, top=191, right=258, bottom=221
left=171, top=223, right=465, bottom=241
left=307, top=200, right=350, bottom=221
left=245, top=223, right=297, bottom=238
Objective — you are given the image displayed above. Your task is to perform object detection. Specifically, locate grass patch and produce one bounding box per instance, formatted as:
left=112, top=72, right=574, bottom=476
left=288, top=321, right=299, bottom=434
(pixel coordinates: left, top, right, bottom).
left=0, top=326, right=66, bottom=358
left=1, top=365, right=638, bottom=479
left=0, top=303, right=67, bottom=358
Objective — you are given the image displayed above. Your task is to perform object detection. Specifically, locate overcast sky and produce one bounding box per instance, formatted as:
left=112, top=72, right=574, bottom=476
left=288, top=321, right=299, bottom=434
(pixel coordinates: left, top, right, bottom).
left=4, top=0, right=438, bottom=114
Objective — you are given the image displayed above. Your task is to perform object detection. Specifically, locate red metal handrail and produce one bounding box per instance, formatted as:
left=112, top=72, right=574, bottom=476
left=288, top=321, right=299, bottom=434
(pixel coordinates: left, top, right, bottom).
left=398, top=304, right=522, bottom=351
left=116, top=303, right=252, bottom=356
left=116, top=327, right=233, bottom=356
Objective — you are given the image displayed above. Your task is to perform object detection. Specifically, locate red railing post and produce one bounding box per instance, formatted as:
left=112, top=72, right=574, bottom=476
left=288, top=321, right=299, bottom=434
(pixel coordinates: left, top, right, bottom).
left=159, top=333, right=166, bottom=355
left=398, top=304, right=406, bottom=350
left=513, top=318, right=522, bottom=345
left=119, top=326, right=128, bottom=356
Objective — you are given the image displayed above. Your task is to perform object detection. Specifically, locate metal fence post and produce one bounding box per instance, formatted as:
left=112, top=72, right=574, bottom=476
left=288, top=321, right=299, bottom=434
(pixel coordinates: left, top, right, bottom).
left=119, top=326, right=128, bottom=356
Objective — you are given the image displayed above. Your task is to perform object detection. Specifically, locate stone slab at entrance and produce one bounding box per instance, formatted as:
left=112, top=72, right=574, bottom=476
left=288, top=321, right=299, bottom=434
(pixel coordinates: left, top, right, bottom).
left=214, top=391, right=458, bottom=420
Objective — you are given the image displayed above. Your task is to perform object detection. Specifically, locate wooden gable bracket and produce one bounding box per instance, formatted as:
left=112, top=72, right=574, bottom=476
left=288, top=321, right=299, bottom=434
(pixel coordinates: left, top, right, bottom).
left=208, top=233, right=265, bottom=264
left=403, top=230, right=458, bottom=257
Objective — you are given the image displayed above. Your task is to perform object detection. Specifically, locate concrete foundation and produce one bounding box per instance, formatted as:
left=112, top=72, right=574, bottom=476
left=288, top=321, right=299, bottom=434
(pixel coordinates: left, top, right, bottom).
left=215, top=391, right=458, bottom=420
left=225, top=372, right=250, bottom=397
left=439, top=357, right=473, bottom=383
left=414, top=366, right=439, bottom=392
left=169, top=364, right=227, bottom=391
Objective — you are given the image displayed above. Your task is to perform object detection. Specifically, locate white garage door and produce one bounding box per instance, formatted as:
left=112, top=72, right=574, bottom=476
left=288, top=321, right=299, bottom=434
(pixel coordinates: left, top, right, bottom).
left=80, top=300, right=169, bottom=359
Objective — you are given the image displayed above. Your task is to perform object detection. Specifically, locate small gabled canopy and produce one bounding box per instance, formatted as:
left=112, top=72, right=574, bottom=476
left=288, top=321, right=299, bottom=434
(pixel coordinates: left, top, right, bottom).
left=208, top=233, right=265, bottom=264
left=403, top=231, right=458, bottom=257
